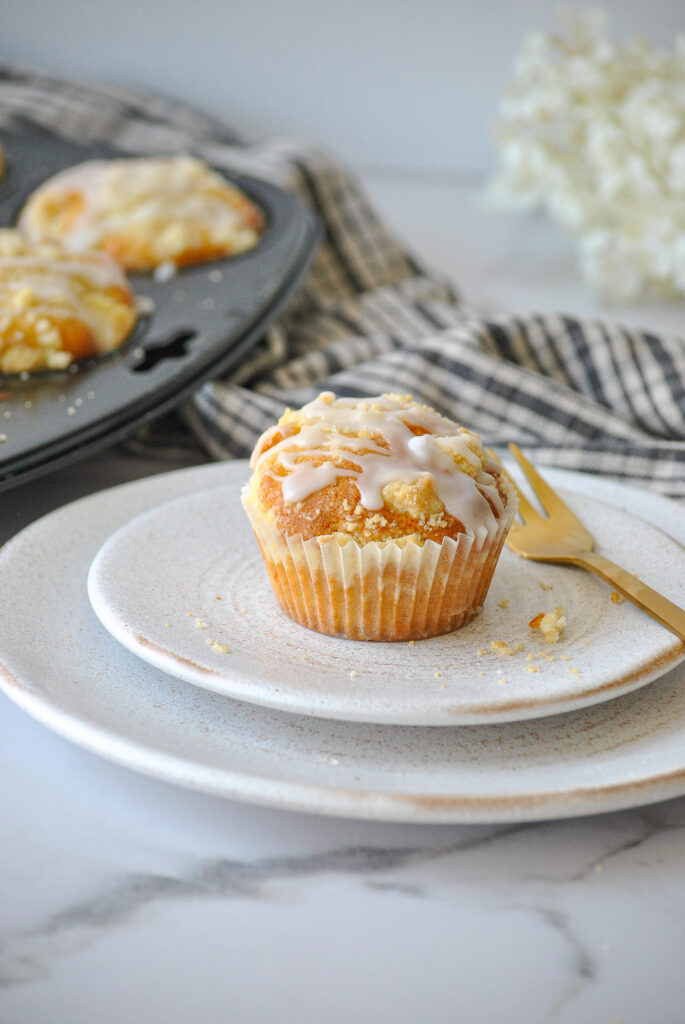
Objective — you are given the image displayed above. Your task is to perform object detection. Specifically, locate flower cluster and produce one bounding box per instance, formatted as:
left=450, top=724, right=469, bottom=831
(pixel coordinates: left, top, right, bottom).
left=489, top=9, right=685, bottom=300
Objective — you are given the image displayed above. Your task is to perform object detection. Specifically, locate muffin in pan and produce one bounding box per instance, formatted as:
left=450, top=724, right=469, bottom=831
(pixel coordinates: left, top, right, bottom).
left=0, top=229, right=137, bottom=374
left=18, top=155, right=264, bottom=272
left=242, top=392, right=516, bottom=642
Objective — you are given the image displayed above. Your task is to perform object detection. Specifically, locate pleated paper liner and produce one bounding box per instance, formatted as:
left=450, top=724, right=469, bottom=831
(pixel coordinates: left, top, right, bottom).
left=241, top=490, right=516, bottom=642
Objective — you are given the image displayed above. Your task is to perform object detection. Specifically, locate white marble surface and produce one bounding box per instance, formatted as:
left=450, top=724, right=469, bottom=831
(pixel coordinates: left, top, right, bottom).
left=2, top=180, right=685, bottom=1024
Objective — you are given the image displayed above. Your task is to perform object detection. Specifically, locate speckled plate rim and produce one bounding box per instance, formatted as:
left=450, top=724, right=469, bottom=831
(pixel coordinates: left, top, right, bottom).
left=2, top=461, right=685, bottom=824
left=3, top=656, right=685, bottom=823
left=85, top=470, right=685, bottom=726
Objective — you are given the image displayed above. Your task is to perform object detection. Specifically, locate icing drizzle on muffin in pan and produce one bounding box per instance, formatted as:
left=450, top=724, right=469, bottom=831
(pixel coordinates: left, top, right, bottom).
left=19, top=155, right=264, bottom=271
left=0, top=229, right=137, bottom=373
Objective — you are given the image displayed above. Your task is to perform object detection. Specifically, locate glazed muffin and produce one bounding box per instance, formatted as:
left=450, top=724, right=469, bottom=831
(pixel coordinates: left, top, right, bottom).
left=18, top=155, right=264, bottom=272
left=242, top=392, right=516, bottom=642
left=0, top=229, right=137, bottom=373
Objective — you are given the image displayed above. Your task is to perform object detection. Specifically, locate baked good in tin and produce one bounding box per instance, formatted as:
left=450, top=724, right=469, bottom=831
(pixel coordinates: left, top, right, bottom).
left=0, top=229, right=137, bottom=373
left=18, top=155, right=264, bottom=272
left=242, top=392, right=516, bottom=641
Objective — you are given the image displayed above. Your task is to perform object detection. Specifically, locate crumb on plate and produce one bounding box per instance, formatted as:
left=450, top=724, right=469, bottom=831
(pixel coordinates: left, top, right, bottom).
left=529, top=605, right=566, bottom=643
left=490, top=639, right=524, bottom=656
left=207, top=639, right=230, bottom=654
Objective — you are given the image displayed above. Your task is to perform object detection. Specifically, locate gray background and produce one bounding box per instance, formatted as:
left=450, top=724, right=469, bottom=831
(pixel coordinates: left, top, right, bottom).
left=4, top=0, right=682, bottom=176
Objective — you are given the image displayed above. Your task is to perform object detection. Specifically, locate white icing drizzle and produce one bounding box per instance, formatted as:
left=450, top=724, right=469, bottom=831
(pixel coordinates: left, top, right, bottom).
left=0, top=253, right=127, bottom=291
left=0, top=241, right=130, bottom=340
left=20, top=157, right=260, bottom=256
left=255, top=393, right=504, bottom=543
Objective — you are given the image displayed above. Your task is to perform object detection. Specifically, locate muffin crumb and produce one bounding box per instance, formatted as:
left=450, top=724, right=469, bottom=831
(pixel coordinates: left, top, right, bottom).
left=207, top=639, right=230, bottom=654
left=490, top=640, right=524, bottom=656
left=529, top=605, right=566, bottom=643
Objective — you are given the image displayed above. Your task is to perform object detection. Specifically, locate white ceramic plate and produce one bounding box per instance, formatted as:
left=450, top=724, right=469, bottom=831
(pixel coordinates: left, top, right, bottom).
left=86, top=465, right=685, bottom=725
left=2, top=462, right=685, bottom=824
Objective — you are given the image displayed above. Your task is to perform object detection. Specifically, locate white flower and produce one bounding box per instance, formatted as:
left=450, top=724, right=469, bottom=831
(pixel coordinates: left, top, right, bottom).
left=489, top=9, right=685, bottom=300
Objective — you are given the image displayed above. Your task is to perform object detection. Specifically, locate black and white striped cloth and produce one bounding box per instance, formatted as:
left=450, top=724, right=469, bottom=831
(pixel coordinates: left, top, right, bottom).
left=2, top=65, right=684, bottom=497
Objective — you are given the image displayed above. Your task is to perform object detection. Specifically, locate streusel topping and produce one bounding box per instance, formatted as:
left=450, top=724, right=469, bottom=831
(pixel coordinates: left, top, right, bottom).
left=247, top=392, right=512, bottom=544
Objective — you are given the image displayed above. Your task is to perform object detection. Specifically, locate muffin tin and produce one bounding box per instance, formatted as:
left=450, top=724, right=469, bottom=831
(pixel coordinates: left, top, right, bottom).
left=0, top=121, right=320, bottom=491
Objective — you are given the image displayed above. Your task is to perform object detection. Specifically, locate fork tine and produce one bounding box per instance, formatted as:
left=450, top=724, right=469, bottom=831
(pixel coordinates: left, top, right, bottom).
left=487, top=448, right=543, bottom=523
left=507, top=444, right=579, bottom=521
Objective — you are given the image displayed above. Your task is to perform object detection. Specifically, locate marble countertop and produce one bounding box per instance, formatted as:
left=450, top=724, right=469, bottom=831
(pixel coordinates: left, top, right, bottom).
left=1, top=179, right=684, bottom=1024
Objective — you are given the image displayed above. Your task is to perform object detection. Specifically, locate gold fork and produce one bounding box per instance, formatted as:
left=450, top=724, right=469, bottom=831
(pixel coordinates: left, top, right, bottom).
left=489, top=444, right=685, bottom=643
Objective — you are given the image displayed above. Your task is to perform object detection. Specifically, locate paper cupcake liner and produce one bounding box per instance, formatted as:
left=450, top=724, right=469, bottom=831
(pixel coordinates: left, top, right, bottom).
left=242, top=489, right=516, bottom=642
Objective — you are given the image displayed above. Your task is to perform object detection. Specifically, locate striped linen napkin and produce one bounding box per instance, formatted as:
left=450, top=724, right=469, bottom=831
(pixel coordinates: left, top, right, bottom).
left=2, top=65, right=684, bottom=497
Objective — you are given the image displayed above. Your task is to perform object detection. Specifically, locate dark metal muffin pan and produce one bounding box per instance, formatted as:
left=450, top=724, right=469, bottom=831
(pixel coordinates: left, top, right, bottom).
left=0, top=122, right=320, bottom=491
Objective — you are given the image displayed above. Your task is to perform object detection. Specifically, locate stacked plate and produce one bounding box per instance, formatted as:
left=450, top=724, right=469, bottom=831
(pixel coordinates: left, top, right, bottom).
left=1, top=460, right=684, bottom=823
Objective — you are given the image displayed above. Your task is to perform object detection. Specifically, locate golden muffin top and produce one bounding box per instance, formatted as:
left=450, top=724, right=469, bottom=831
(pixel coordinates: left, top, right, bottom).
left=0, top=228, right=136, bottom=373
left=246, top=392, right=512, bottom=545
left=18, top=155, right=264, bottom=271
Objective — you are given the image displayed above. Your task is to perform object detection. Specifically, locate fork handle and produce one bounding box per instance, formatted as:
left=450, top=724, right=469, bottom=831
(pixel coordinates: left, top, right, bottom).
left=573, top=552, right=685, bottom=643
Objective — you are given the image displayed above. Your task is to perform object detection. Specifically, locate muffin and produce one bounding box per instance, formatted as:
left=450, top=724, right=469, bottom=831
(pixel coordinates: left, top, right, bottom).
left=18, top=155, right=264, bottom=272
left=241, top=392, right=517, bottom=642
left=0, top=229, right=137, bottom=373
